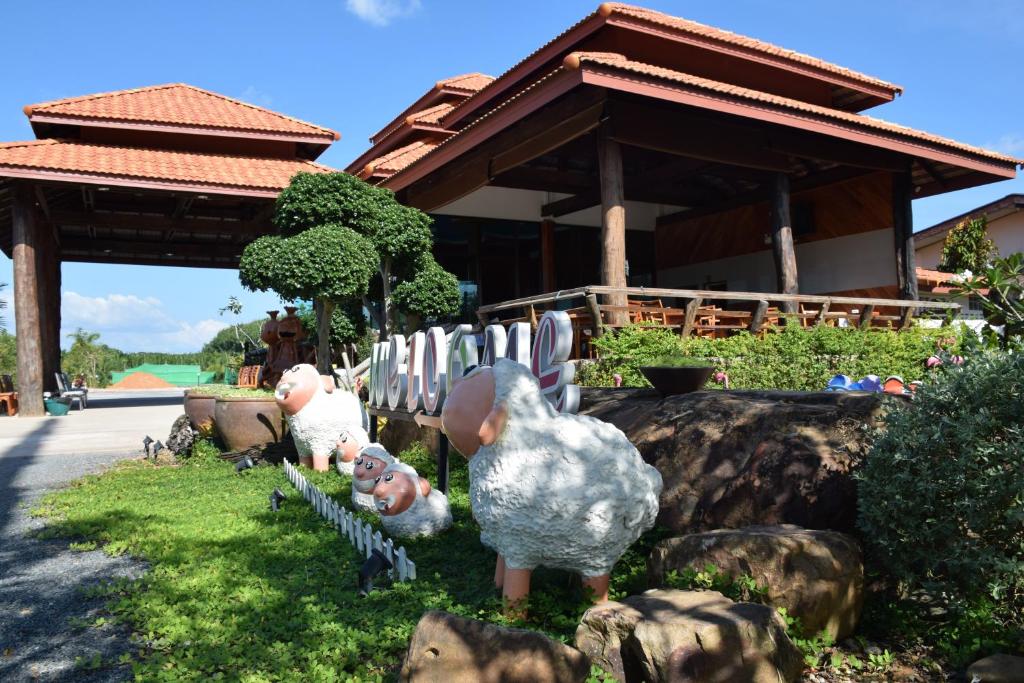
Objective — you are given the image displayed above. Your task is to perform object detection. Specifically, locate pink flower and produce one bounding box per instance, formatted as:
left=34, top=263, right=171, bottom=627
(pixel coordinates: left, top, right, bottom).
left=951, top=355, right=964, bottom=366
left=714, top=371, right=730, bottom=390
left=613, top=373, right=623, bottom=388
left=926, top=355, right=943, bottom=368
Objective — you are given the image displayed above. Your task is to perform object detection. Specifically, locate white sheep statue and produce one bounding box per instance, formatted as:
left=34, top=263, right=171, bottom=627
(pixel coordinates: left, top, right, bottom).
left=336, top=425, right=370, bottom=476
left=351, top=443, right=397, bottom=513
left=373, top=462, right=452, bottom=538
left=275, top=364, right=368, bottom=471
left=440, top=358, right=662, bottom=610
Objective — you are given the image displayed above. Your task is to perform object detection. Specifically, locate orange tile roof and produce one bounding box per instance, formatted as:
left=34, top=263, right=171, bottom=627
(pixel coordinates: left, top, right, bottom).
left=407, top=103, right=455, bottom=126
left=359, top=140, right=438, bottom=179
left=0, top=139, right=332, bottom=196
left=566, top=52, right=1020, bottom=165
left=25, top=84, right=338, bottom=140
left=437, top=73, right=495, bottom=93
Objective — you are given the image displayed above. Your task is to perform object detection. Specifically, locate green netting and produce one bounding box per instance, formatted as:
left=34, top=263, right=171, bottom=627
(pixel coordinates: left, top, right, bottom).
left=110, top=364, right=216, bottom=387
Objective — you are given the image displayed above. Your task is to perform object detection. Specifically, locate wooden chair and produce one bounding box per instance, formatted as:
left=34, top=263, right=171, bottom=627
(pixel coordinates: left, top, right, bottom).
left=0, top=374, right=17, bottom=416
left=627, top=298, right=667, bottom=325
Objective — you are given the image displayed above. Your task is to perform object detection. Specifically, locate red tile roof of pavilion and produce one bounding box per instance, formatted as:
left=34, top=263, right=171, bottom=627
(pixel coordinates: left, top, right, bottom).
left=367, top=73, right=494, bottom=146
left=24, top=83, right=339, bottom=142
left=358, top=140, right=438, bottom=180
left=380, top=53, right=1019, bottom=188
left=0, top=139, right=332, bottom=197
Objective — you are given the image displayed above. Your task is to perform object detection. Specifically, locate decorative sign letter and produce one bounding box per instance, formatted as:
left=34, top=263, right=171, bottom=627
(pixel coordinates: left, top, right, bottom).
left=505, top=322, right=532, bottom=367
left=481, top=324, right=507, bottom=366
left=369, top=343, right=382, bottom=407
left=446, top=324, right=479, bottom=393
left=422, top=327, right=448, bottom=415
left=530, top=311, right=580, bottom=413
left=405, top=331, right=426, bottom=412
left=386, top=335, right=408, bottom=409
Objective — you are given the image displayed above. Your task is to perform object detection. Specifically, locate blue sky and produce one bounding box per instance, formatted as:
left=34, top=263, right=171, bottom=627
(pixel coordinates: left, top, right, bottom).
left=0, top=0, right=1021, bottom=351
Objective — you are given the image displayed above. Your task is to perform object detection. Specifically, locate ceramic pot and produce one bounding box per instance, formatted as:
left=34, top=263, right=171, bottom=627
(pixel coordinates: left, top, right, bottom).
left=183, top=390, right=217, bottom=431
left=639, top=366, right=714, bottom=396
left=213, top=396, right=288, bottom=451
left=260, top=310, right=280, bottom=346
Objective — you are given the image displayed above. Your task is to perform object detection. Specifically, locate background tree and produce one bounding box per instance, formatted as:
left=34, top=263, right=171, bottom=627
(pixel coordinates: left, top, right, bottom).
left=953, top=252, right=1024, bottom=348
left=270, top=172, right=461, bottom=340
left=392, top=255, right=461, bottom=332
left=939, top=215, right=997, bottom=273
left=239, top=223, right=376, bottom=373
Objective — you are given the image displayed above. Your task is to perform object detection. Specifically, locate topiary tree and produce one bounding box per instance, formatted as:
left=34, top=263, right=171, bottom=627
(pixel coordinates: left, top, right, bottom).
left=392, top=255, right=461, bottom=332
left=239, top=223, right=376, bottom=373
left=270, top=172, right=459, bottom=340
left=856, top=350, right=1023, bottom=661
left=938, top=215, right=997, bottom=274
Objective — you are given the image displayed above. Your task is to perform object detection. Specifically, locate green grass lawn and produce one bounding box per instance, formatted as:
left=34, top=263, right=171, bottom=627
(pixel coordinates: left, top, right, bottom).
left=35, top=444, right=659, bottom=681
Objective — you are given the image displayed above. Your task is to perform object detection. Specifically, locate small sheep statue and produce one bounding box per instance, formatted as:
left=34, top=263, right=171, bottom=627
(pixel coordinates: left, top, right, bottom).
left=275, top=364, right=368, bottom=471
left=372, top=462, right=452, bottom=538
left=336, top=425, right=370, bottom=476
left=351, top=443, right=397, bottom=513
left=440, top=358, right=662, bottom=609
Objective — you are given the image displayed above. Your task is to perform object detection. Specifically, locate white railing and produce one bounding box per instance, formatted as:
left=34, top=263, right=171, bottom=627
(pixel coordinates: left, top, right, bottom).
left=282, top=460, right=417, bottom=582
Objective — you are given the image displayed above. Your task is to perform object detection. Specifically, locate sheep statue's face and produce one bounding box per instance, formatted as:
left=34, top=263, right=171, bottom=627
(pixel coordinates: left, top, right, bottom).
left=353, top=445, right=392, bottom=493
left=274, top=364, right=321, bottom=416
left=373, top=469, right=430, bottom=515
left=441, top=366, right=508, bottom=457
left=337, top=427, right=367, bottom=464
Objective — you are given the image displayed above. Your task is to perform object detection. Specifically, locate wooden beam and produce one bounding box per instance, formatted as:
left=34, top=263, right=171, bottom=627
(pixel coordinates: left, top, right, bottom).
left=491, top=166, right=595, bottom=194
left=61, top=237, right=245, bottom=259
left=584, top=293, right=604, bottom=339
left=489, top=100, right=604, bottom=176
left=542, top=192, right=598, bottom=218
left=892, top=169, right=918, bottom=300
left=51, top=210, right=271, bottom=236
left=858, top=304, right=876, bottom=329
left=61, top=253, right=239, bottom=269
left=815, top=301, right=831, bottom=326
left=748, top=300, right=770, bottom=333
left=598, top=123, right=628, bottom=326
left=770, top=173, right=800, bottom=314
left=11, top=184, right=45, bottom=416
left=765, top=128, right=908, bottom=172
left=681, top=297, right=703, bottom=337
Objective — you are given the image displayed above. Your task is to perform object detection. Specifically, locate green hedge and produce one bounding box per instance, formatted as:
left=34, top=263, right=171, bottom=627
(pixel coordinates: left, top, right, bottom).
left=577, top=323, right=965, bottom=392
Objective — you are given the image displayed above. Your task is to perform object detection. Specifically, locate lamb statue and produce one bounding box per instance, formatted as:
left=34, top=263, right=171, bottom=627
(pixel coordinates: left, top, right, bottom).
left=373, top=462, right=452, bottom=538
left=440, top=358, right=662, bottom=609
left=274, top=364, right=368, bottom=472
left=351, top=443, right=397, bottom=513
left=336, top=425, right=370, bottom=476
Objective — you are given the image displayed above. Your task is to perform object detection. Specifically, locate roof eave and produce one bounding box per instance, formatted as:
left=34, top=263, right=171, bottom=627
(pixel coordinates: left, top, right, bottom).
left=0, top=166, right=284, bottom=198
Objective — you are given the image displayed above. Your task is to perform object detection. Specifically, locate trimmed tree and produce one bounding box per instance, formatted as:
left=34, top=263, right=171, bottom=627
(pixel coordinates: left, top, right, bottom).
left=239, top=224, right=376, bottom=373
left=392, top=255, right=462, bottom=332
left=939, top=215, right=997, bottom=274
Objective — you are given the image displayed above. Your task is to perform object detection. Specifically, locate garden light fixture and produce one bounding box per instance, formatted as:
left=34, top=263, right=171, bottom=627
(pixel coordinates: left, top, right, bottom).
left=269, top=488, right=286, bottom=512
left=142, top=435, right=153, bottom=456
left=235, top=455, right=255, bottom=473
left=358, top=549, right=393, bottom=597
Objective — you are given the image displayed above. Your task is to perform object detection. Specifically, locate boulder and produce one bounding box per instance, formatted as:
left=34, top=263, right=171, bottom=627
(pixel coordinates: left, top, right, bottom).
left=580, top=388, right=886, bottom=534
left=166, top=414, right=195, bottom=457
left=648, top=525, right=863, bottom=640
left=967, top=654, right=1024, bottom=683
left=400, top=610, right=590, bottom=683
left=575, top=589, right=803, bottom=683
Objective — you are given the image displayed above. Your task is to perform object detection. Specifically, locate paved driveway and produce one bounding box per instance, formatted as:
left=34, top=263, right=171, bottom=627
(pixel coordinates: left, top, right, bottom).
left=0, top=389, right=184, bottom=682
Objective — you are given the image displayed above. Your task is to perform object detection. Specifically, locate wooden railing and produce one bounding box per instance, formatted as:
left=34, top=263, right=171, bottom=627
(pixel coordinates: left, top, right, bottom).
left=476, top=286, right=958, bottom=355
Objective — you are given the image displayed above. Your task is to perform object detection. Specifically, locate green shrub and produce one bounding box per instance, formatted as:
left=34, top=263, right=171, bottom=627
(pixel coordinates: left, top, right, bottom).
left=577, top=323, right=964, bottom=391
left=856, top=350, right=1024, bottom=663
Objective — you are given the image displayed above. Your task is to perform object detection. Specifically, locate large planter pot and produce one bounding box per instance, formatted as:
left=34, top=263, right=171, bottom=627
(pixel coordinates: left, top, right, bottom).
left=640, top=365, right=714, bottom=396
left=183, top=390, right=217, bottom=432
left=213, top=397, right=288, bottom=451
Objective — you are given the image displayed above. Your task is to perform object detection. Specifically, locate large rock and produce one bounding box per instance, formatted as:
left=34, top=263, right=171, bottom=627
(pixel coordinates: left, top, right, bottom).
left=576, top=589, right=802, bottom=682
left=400, top=610, right=589, bottom=683
left=580, top=388, right=886, bottom=533
left=967, top=654, right=1024, bottom=683
left=648, top=525, right=863, bottom=640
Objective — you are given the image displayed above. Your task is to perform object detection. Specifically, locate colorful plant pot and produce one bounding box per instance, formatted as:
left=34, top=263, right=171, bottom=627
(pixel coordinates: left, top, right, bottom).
left=639, top=366, right=714, bottom=396
left=183, top=390, right=217, bottom=432
left=213, top=397, right=288, bottom=451
left=44, top=397, right=71, bottom=416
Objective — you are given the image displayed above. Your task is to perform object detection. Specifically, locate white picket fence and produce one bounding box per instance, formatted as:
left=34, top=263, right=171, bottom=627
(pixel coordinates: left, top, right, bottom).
left=282, top=460, right=417, bottom=582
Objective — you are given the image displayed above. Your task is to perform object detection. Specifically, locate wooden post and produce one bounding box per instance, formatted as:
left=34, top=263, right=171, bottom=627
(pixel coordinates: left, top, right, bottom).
left=584, top=292, right=604, bottom=340
left=892, top=169, right=918, bottom=301
left=598, top=123, right=628, bottom=326
left=858, top=304, right=876, bottom=330
left=770, top=173, right=799, bottom=314
left=35, top=210, right=61, bottom=393
left=12, top=184, right=45, bottom=416
left=898, top=306, right=915, bottom=330
left=681, top=297, right=703, bottom=338
left=815, top=301, right=832, bottom=327
left=749, top=300, right=770, bottom=334
left=540, top=219, right=556, bottom=293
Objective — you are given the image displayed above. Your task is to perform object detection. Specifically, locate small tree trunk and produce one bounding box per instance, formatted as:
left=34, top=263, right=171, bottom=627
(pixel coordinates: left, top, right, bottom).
left=379, top=262, right=393, bottom=342
left=314, top=298, right=335, bottom=375
left=363, top=295, right=385, bottom=342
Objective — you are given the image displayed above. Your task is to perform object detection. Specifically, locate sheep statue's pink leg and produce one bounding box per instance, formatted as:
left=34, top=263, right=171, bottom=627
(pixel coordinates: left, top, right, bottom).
left=502, top=567, right=531, bottom=618
left=311, top=453, right=330, bottom=472
left=494, top=554, right=506, bottom=589
left=582, top=574, right=610, bottom=604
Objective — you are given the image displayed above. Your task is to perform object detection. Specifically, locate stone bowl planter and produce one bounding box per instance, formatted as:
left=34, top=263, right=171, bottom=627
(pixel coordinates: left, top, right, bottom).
left=213, top=396, right=288, bottom=451
left=640, top=365, right=714, bottom=396
left=183, top=390, right=217, bottom=432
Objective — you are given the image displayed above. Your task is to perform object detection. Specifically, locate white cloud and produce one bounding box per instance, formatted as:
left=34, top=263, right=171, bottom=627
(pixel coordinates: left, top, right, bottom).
left=240, top=85, right=273, bottom=107
left=345, top=0, right=421, bottom=26
left=988, top=133, right=1024, bottom=156
left=60, top=292, right=227, bottom=353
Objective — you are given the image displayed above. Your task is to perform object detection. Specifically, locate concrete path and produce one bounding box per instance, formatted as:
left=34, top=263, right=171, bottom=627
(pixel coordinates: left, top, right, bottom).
left=0, top=390, right=184, bottom=682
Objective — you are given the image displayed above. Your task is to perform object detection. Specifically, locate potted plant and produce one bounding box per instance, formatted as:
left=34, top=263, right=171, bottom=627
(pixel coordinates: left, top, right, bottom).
left=184, top=385, right=287, bottom=451
left=639, top=355, right=715, bottom=396
left=183, top=388, right=217, bottom=432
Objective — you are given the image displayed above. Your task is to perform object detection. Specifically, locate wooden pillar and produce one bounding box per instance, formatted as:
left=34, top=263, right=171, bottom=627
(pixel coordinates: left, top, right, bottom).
left=12, top=184, right=45, bottom=416
left=770, top=172, right=799, bottom=314
left=35, top=211, right=61, bottom=393
left=597, top=123, right=628, bottom=326
left=892, top=168, right=918, bottom=300
left=540, top=219, right=556, bottom=292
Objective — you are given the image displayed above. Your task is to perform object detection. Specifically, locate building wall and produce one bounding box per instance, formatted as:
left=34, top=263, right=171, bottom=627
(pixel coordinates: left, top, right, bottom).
left=916, top=210, right=1024, bottom=270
